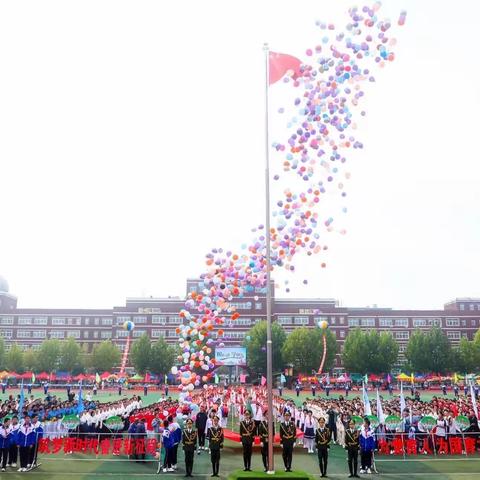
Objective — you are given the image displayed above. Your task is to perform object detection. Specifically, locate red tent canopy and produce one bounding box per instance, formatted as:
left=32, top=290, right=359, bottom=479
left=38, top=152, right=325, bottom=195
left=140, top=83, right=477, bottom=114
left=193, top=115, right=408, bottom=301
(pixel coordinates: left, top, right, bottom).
left=100, top=372, right=112, bottom=380
left=36, top=372, right=51, bottom=380
left=19, top=371, right=33, bottom=380
left=73, top=373, right=87, bottom=381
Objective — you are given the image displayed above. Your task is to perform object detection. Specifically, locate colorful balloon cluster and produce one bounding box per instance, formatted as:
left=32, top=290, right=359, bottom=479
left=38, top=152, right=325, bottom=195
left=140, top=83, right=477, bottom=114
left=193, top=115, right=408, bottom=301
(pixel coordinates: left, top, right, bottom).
left=173, top=3, right=406, bottom=391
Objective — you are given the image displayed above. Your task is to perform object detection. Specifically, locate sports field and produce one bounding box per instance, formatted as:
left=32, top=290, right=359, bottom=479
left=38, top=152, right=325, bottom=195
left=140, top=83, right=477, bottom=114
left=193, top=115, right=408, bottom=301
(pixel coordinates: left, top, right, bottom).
left=1, top=388, right=479, bottom=479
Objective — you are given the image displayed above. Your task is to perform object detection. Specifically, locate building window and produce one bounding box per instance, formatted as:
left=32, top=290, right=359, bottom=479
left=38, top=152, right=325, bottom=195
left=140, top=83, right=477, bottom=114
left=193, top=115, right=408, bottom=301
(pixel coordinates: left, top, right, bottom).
left=33, top=317, right=48, bottom=325
left=117, top=331, right=129, bottom=338
left=229, top=302, right=252, bottom=310
left=255, top=303, right=262, bottom=310
left=395, top=331, right=409, bottom=340
left=413, top=318, right=427, bottom=327
left=447, top=331, right=461, bottom=340
left=330, top=317, right=336, bottom=325
left=67, top=331, right=80, bottom=339
left=446, top=318, right=460, bottom=327
left=461, top=319, right=466, bottom=327
left=168, top=316, right=182, bottom=324
left=94, top=318, right=99, bottom=325
left=117, top=316, right=131, bottom=323
left=102, top=318, right=113, bottom=326
left=379, top=318, right=393, bottom=327
left=101, top=331, right=112, bottom=339
left=133, top=316, right=147, bottom=324
left=339, top=317, right=345, bottom=324
left=52, top=317, right=66, bottom=325
left=83, top=331, right=89, bottom=338
left=93, top=331, right=99, bottom=339
left=17, top=331, right=31, bottom=338
left=85, top=318, right=90, bottom=325
left=361, top=318, right=375, bottom=327
left=225, top=331, right=245, bottom=339
left=428, top=318, right=442, bottom=327
left=0, top=330, right=12, bottom=339
left=0, top=316, right=14, bottom=325
left=348, top=318, right=359, bottom=327
left=398, top=345, right=407, bottom=353
left=314, top=316, right=329, bottom=324
left=340, top=330, right=345, bottom=338
left=167, top=331, right=177, bottom=337
left=133, top=330, right=146, bottom=338
left=394, top=318, right=409, bottom=327
left=472, top=319, right=477, bottom=327
left=152, top=316, right=167, bottom=324
left=18, top=317, right=33, bottom=325
left=459, top=304, right=465, bottom=310
left=469, top=304, right=475, bottom=311
left=294, top=316, right=309, bottom=325
left=235, top=317, right=252, bottom=326
left=32, top=330, right=46, bottom=338
left=277, top=316, right=292, bottom=325
left=152, top=330, right=165, bottom=338
left=50, top=331, right=65, bottom=339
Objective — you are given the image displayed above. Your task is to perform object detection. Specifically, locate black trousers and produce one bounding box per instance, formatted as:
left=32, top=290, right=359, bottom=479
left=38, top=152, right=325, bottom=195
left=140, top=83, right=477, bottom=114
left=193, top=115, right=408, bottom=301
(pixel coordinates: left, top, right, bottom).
left=210, top=448, right=220, bottom=475
left=163, top=447, right=173, bottom=468
left=242, top=442, right=252, bottom=469
left=261, top=442, right=269, bottom=470
left=347, top=448, right=358, bottom=476
left=19, top=445, right=34, bottom=468
left=282, top=443, right=293, bottom=470
left=317, top=447, right=328, bottom=475
left=329, top=424, right=337, bottom=442
left=9, top=444, right=18, bottom=465
left=1, top=447, right=9, bottom=469
left=254, top=420, right=261, bottom=435
left=198, top=429, right=206, bottom=447
left=360, top=449, right=372, bottom=470
left=184, top=450, right=194, bottom=476
left=172, top=444, right=178, bottom=465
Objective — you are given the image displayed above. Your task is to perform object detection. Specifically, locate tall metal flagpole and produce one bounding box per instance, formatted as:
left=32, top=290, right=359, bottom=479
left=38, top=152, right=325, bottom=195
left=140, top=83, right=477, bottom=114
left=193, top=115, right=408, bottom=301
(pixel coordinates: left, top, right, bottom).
left=263, top=42, right=275, bottom=474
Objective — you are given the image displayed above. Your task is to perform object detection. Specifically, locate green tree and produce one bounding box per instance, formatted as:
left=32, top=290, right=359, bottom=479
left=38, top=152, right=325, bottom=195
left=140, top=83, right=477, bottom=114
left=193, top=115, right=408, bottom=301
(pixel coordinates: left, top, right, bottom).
left=5, top=343, right=24, bottom=373
left=453, top=337, right=480, bottom=373
left=243, top=321, right=286, bottom=375
left=37, top=339, right=61, bottom=372
left=0, top=336, right=6, bottom=370
left=91, top=341, right=121, bottom=372
left=282, top=327, right=338, bottom=374
left=130, top=334, right=152, bottom=375
left=343, top=329, right=399, bottom=374
left=405, top=327, right=452, bottom=373
left=23, top=349, right=38, bottom=372
left=60, top=337, right=84, bottom=374
left=150, top=337, right=176, bottom=376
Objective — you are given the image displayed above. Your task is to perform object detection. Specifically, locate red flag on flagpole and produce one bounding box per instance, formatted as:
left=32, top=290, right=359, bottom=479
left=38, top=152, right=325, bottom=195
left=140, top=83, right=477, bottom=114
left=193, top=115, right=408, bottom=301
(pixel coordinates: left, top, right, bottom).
left=261, top=375, right=267, bottom=386
left=269, top=51, right=302, bottom=85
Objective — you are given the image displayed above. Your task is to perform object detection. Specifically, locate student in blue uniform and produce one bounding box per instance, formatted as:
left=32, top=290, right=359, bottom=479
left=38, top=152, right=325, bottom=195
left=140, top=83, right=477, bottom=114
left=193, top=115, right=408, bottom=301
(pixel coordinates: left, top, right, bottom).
left=0, top=417, right=11, bottom=472
left=17, top=415, right=36, bottom=472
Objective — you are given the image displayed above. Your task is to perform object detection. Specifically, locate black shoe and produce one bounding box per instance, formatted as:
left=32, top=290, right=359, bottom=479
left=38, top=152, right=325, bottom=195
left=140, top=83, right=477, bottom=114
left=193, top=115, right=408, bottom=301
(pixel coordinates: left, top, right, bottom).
left=348, top=476, right=353, bottom=479
left=243, top=469, right=248, bottom=472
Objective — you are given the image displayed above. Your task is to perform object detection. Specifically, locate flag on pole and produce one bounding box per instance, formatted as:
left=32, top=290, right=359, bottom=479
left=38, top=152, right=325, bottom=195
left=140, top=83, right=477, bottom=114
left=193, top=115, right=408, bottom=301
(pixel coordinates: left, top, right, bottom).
left=400, top=382, right=406, bottom=416
left=95, top=372, right=101, bottom=384
left=364, top=374, right=369, bottom=384
left=214, top=374, right=219, bottom=385
left=376, top=389, right=385, bottom=423
left=239, top=374, right=246, bottom=384
left=269, top=51, right=302, bottom=85
left=77, top=381, right=84, bottom=415
left=280, top=374, right=286, bottom=384
left=31, top=373, right=36, bottom=384
left=18, top=381, right=25, bottom=418
left=362, top=382, right=372, bottom=415
left=453, top=373, right=458, bottom=384
left=326, top=372, right=330, bottom=385
left=470, top=382, right=478, bottom=419
left=261, top=375, right=267, bottom=386
left=387, top=373, right=391, bottom=384
left=410, top=373, right=414, bottom=385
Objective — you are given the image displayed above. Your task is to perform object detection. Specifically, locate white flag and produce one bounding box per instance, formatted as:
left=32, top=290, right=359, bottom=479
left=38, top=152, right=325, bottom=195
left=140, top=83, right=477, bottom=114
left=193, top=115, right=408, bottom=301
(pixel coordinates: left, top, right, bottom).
left=376, top=389, right=385, bottom=423
left=362, top=382, right=372, bottom=415
left=470, top=383, right=478, bottom=419
left=400, top=382, right=406, bottom=417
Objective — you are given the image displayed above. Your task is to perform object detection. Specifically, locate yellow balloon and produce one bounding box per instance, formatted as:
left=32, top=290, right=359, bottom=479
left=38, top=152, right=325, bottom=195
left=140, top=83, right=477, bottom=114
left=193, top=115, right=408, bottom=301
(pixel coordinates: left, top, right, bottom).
left=319, top=320, right=328, bottom=330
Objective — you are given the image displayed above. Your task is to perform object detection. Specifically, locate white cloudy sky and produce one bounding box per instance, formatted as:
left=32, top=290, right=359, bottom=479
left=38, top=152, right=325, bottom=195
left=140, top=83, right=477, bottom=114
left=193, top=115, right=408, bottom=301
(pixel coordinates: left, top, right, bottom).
left=1, top=0, right=479, bottom=310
